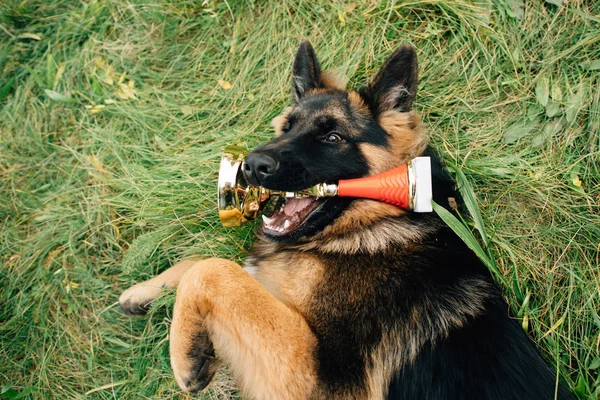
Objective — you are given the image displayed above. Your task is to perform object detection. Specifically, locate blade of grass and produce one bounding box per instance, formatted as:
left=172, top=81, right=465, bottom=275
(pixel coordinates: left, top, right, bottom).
left=433, top=200, right=505, bottom=285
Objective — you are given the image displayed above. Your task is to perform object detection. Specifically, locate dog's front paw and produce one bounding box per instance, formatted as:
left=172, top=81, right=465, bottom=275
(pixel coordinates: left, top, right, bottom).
left=118, top=283, right=163, bottom=316
left=170, top=329, right=219, bottom=392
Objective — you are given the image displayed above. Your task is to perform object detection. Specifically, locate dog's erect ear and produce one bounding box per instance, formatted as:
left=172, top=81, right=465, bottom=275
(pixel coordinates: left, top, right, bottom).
left=360, top=45, right=418, bottom=116
left=292, top=41, right=324, bottom=102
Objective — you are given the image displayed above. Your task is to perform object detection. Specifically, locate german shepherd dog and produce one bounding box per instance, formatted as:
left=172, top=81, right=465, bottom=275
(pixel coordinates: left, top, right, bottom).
left=119, top=41, right=574, bottom=399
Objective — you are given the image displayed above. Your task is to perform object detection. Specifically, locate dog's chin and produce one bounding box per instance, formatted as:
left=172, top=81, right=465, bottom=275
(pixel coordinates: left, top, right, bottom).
left=261, top=195, right=351, bottom=243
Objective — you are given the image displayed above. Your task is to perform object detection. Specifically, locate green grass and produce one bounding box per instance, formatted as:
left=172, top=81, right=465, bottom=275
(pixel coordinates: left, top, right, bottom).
left=1, top=0, right=599, bottom=398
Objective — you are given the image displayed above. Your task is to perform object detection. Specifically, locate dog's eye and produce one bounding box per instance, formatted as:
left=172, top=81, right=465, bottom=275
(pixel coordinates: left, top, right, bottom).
left=323, top=133, right=343, bottom=143
left=282, top=121, right=291, bottom=133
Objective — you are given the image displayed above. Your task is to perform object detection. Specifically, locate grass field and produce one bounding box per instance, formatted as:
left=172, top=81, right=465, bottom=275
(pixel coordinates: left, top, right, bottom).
left=1, top=0, right=599, bottom=398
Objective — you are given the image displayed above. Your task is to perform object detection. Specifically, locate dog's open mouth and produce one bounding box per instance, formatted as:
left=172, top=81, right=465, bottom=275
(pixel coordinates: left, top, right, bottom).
left=261, top=195, right=326, bottom=237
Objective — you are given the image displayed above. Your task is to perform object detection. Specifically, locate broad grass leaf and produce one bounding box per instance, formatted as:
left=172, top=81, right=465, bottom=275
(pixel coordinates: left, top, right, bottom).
left=589, top=357, right=600, bottom=370
left=503, top=118, right=538, bottom=144
left=551, top=85, right=562, bottom=101
left=566, top=90, right=583, bottom=123
left=179, top=105, right=196, bottom=116
left=535, top=77, right=549, bottom=106
left=573, top=375, right=586, bottom=397
left=527, top=104, right=543, bottom=120
left=0, top=77, right=15, bottom=100
left=580, top=60, right=600, bottom=71
left=0, top=386, right=37, bottom=399
left=432, top=201, right=503, bottom=283
left=44, top=89, right=71, bottom=102
left=505, top=0, right=524, bottom=19
left=531, top=119, right=563, bottom=148
left=448, top=166, right=488, bottom=246
left=544, top=0, right=562, bottom=5
left=545, top=101, right=562, bottom=118
left=543, top=118, right=563, bottom=140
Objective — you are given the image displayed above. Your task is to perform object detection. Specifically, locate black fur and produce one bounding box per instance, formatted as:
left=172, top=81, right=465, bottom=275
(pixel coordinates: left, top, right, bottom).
left=292, top=40, right=325, bottom=102
left=388, top=300, right=574, bottom=400
left=306, top=151, right=574, bottom=399
left=359, top=44, right=419, bottom=115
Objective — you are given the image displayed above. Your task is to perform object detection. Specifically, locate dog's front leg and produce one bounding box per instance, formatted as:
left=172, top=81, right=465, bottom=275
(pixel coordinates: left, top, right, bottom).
left=119, top=258, right=200, bottom=315
left=170, top=258, right=318, bottom=400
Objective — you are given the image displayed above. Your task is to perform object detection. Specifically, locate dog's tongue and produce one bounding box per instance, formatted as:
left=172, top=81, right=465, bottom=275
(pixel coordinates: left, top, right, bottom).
left=283, top=198, right=314, bottom=216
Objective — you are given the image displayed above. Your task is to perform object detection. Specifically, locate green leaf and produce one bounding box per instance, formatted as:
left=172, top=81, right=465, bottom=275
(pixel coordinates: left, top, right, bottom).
left=589, top=357, right=600, bottom=370
left=46, top=53, right=56, bottom=89
left=448, top=166, right=488, bottom=246
left=573, top=374, right=586, bottom=396
left=568, top=163, right=586, bottom=194
left=580, top=60, right=600, bottom=71
left=535, top=77, right=549, bottom=106
left=527, top=104, right=543, bottom=120
left=544, top=0, right=562, bottom=5
left=531, top=119, right=563, bottom=148
left=0, top=77, right=15, bottom=100
left=25, top=66, right=45, bottom=88
left=0, top=386, right=37, bottom=400
left=12, top=387, right=36, bottom=400
left=565, top=90, right=583, bottom=124
left=432, top=201, right=504, bottom=284
left=503, top=118, right=538, bottom=144
left=550, top=84, right=562, bottom=102
left=505, top=0, right=524, bottom=19
left=44, top=89, right=71, bottom=103
left=1, top=386, right=18, bottom=399
left=179, top=104, right=197, bottom=116
left=545, top=101, right=562, bottom=118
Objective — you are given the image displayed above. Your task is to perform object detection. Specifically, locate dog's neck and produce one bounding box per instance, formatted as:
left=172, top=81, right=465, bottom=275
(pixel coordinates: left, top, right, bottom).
left=257, top=199, right=440, bottom=255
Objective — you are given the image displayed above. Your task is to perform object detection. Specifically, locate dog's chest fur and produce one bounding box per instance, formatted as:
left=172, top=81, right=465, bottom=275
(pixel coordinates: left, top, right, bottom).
left=244, top=240, right=324, bottom=312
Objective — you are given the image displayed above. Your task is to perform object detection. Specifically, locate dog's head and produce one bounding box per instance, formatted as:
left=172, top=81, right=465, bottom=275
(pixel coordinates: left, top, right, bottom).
left=244, top=41, right=428, bottom=243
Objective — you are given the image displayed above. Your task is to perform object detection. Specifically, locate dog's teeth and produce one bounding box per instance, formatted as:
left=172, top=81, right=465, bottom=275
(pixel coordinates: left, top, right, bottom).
left=284, top=220, right=291, bottom=229
left=262, top=215, right=275, bottom=226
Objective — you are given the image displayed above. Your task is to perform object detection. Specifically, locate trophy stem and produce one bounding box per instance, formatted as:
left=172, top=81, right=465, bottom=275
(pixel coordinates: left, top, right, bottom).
left=276, top=183, right=339, bottom=198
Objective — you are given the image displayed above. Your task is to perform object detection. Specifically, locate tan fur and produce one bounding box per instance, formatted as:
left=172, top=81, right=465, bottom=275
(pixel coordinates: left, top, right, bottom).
left=170, top=258, right=318, bottom=400
left=297, top=200, right=435, bottom=254
left=307, top=87, right=330, bottom=95
left=321, top=71, right=348, bottom=90
left=359, top=143, right=400, bottom=174
left=359, top=110, right=427, bottom=175
left=378, top=110, right=428, bottom=162
left=348, top=90, right=370, bottom=116
left=251, top=251, right=324, bottom=310
left=271, top=106, right=293, bottom=137
left=365, top=331, right=404, bottom=399
left=118, top=259, right=200, bottom=312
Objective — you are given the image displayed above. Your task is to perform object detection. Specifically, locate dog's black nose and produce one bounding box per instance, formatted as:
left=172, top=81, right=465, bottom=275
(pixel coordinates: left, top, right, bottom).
left=243, top=152, right=278, bottom=186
